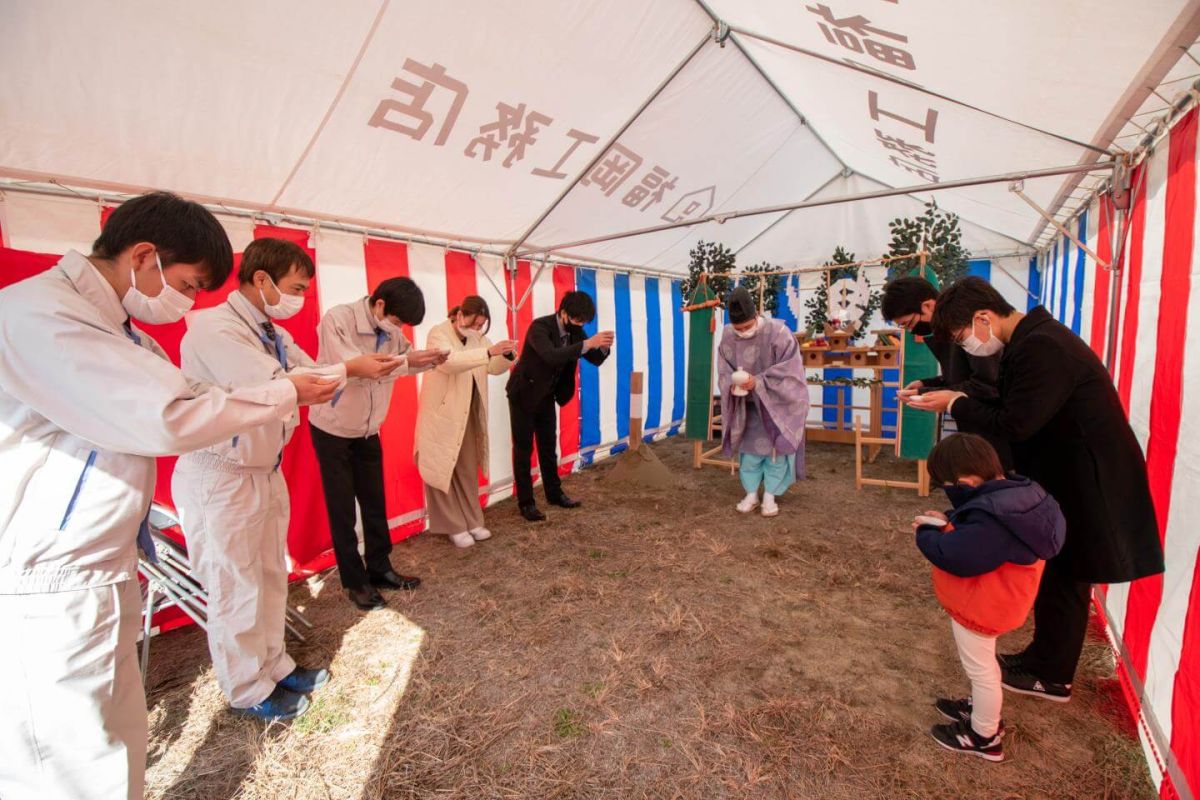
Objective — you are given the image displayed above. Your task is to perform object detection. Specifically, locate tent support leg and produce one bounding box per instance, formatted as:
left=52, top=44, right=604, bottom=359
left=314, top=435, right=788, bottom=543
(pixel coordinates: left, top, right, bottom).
left=1010, top=182, right=1108, bottom=268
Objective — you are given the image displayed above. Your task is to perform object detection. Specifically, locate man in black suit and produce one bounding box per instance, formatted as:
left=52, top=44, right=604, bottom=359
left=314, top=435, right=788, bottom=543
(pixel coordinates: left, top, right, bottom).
left=882, top=276, right=1012, bottom=469
left=507, top=290, right=613, bottom=521
left=910, top=277, right=1163, bottom=703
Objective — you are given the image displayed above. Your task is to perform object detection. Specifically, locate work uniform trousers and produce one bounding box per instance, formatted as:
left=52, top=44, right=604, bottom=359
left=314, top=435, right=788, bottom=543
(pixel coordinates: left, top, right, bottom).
left=309, top=427, right=394, bottom=589
left=172, top=458, right=295, bottom=709
left=0, top=580, right=147, bottom=800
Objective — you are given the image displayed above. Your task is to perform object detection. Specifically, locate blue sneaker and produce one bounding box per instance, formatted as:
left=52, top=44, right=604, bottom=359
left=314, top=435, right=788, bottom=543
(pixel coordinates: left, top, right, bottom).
left=279, top=666, right=331, bottom=694
left=233, top=685, right=310, bottom=721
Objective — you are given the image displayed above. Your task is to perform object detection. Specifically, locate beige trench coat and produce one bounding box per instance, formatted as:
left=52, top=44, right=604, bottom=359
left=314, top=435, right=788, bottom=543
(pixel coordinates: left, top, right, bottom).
left=415, top=320, right=511, bottom=493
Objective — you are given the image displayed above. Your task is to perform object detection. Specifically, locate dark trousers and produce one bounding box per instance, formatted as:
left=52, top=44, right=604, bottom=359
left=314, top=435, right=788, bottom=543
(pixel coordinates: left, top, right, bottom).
left=509, top=395, right=563, bottom=507
left=1018, top=556, right=1093, bottom=684
left=309, top=426, right=393, bottom=589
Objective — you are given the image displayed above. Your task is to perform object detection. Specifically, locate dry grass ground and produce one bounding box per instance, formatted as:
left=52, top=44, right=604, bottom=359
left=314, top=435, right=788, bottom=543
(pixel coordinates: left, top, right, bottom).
left=144, top=438, right=1153, bottom=800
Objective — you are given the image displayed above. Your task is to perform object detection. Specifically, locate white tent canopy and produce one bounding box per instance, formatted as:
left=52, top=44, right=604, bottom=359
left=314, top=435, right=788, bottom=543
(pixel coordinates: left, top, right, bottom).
left=2, top=0, right=1199, bottom=273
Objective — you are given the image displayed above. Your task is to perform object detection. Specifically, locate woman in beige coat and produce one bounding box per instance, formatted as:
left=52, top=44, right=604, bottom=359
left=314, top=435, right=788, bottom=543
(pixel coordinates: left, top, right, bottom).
left=416, top=296, right=517, bottom=547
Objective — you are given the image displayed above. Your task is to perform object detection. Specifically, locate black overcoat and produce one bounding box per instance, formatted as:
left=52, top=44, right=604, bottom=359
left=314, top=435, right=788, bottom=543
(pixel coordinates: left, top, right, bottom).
left=951, top=306, right=1163, bottom=583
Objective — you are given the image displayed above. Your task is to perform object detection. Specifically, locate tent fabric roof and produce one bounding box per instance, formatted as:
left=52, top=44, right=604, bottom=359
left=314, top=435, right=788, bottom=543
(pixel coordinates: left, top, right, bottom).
left=2, top=0, right=1199, bottom=274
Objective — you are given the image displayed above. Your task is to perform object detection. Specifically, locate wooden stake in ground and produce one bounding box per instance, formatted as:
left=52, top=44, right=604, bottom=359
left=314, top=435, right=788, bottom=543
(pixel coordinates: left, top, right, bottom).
left=606, top=371, right=676, bottom=488
left=629, top=372, right=643, bottom=451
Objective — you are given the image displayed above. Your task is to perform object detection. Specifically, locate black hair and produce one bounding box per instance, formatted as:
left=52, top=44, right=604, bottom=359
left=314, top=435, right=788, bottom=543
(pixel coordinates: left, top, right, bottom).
left=930, top=276, right=1016, bottom=341
left=92, top=191, right=233, bottom=290
left=558, top=290, right=596, bottom=323
left=371, top=276, right=426, bottom=325
left=927, top=433, right=1005, bottom=485
left=238, top=238, right=316, bottom=285
left=449, top=295, right=491, bottom=334
left=881, top=276, right=938, bottom=322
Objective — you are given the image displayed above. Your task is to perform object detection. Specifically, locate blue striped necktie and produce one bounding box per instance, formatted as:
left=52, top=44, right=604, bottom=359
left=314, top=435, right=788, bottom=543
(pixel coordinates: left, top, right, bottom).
left=121, top=319, right=157, bottom=562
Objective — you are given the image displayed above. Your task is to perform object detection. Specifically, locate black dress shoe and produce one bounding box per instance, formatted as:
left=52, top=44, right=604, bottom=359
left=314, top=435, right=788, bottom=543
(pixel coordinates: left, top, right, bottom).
left=519, top=503, right=547, bottom=521
left=547, top=494, right=581, bottom=509
left=369, top=570, right=421, bottom=591
left=346, top=586, right=387, bottom=611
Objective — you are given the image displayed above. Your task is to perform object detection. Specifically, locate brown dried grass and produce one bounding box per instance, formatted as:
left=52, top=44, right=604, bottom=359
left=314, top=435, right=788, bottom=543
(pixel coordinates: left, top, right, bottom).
left=144, top=439, right=1153, bottom=800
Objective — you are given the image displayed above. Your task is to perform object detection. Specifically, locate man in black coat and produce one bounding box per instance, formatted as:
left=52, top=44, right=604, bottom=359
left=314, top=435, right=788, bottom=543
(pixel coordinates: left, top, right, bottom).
left=507, top=290, right=612, bottom=521
left=882, top=276, right=1011, bottom=468
left=911, top=277, right=1163, bottom=702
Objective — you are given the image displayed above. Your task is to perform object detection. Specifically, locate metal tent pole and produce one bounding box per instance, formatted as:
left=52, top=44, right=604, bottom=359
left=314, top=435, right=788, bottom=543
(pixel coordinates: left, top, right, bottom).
left=1010, top=182, right=1109, bottom=267
left=504, top=29, right=714, bottom=260
left=726, top=27, right=1111, bottom=157
left=517, top=161, right=1117, bottom=258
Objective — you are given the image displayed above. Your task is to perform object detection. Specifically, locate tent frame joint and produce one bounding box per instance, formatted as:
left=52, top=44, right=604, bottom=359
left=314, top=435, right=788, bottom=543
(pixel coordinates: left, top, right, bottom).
left=1009, top=181, right=1110, bottom=269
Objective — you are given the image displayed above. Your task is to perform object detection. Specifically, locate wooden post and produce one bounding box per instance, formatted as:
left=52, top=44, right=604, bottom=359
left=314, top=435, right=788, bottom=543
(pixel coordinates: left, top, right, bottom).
left=868, top=379, right=883, bottom=463
left=629, top=371, right=644, bottom=451
left=854, top=418, right=864, bottom=490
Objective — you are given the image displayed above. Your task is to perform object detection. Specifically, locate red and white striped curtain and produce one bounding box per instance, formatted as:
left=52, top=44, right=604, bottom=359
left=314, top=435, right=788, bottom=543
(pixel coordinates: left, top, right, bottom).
left=1029, top=108, right=1200, bottom=800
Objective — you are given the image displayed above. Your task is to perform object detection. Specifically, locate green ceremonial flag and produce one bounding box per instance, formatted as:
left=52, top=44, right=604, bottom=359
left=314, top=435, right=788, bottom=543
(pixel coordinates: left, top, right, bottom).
left=899, top=264, right=940, bottom=460
left=685, top=283, right=717, bottom=441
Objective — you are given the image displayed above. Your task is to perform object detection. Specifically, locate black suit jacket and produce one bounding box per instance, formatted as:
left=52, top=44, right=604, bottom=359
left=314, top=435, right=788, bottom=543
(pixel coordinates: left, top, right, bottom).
left=951, top=306, right=1163, bottom=584
left=506, top=314, right=609, bottom=412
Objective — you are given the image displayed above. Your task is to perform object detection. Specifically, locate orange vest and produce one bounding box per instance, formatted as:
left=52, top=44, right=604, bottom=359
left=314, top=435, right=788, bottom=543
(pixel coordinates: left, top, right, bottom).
left=931, top=559, right=1046, bottom=637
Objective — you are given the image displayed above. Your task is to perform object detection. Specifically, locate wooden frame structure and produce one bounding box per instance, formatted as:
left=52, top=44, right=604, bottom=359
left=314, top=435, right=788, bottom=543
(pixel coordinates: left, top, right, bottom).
left=685, top=251, right=931, bottom=483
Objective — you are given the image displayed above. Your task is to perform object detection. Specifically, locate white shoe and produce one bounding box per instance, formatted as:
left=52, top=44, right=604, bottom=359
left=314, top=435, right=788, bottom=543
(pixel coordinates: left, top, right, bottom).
left=469, top=526, right=492, bottom=541
left=448, top=532, right=475, bottom=548
left=736, top=494, right=759, bottom=513
left=761, top=498, right=779, bottom=517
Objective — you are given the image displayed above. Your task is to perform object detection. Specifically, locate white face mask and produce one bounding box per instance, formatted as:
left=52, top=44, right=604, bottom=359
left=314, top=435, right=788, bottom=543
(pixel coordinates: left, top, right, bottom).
left=960, top=316, right=1004, bottom=357
left=121, top=252, right=194, bottom=325
left=455, top=324, right=474, bottom=338
left=378, top=316, right=401, bottom=335
left=734, top=317, right=760, bottom=339
left=261, top=276, right=305, bottom=320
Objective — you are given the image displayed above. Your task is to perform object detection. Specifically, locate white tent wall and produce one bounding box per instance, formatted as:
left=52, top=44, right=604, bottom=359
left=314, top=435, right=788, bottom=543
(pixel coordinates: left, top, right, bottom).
left=6, top=0, right=1197, bottom=272
left=521, top=40, right=842, bottom=266
left=731, top=34, right=1092, bottom=243
left=0, top=192, right=103, bottom=255
left=737, top=172, right=1028, bottom=268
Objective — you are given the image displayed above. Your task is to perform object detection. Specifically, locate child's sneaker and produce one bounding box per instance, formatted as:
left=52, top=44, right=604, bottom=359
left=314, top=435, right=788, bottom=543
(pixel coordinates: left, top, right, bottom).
left=930, top=719, right=1004, bottom=762
left=760, top=496, right=779, bottom=517
left=933, top=697, right=1006, bottom=737
left=736, top=493, right=759, bottom=513
left=1001, top=665, right=1072, bottom=702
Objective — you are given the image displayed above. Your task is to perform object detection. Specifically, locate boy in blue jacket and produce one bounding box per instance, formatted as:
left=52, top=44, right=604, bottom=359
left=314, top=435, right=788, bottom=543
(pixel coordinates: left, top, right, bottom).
left=915, top=433, right=1065, bottom=761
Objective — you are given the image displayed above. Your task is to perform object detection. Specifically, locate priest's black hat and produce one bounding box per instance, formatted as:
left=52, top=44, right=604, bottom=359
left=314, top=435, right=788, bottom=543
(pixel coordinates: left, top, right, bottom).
left=725, top=286, right=756, bottom=324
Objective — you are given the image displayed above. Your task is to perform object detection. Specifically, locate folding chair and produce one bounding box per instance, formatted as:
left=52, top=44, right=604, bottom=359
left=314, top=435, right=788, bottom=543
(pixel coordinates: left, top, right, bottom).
left=136, top=503, right=314, bottom=683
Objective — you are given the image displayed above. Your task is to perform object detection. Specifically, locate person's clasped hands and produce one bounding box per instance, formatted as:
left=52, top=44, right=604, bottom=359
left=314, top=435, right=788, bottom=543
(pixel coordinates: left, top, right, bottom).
left=903, top=389, right=966, bottom=414
left=488, top=339, right=519, bottom=357
left=405, top=348, right=451, bottom=369
left=587, top=330, right=615, bottom=350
